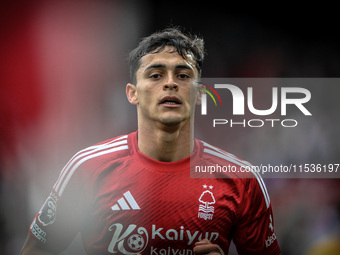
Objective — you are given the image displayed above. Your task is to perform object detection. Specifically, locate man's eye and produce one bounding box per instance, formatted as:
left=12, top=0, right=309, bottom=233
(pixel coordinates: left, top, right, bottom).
left=178, top=74, right=190, bottom=79
left=150, top=74, right=161, bottom=79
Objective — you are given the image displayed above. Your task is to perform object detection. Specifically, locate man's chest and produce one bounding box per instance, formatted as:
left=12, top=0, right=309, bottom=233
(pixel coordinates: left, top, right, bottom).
left=82, top=166, right=240, bottom=254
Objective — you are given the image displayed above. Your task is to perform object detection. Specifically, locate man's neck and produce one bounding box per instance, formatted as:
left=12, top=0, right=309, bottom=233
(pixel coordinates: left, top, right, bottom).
left=137, top=122, right=194, bottom=162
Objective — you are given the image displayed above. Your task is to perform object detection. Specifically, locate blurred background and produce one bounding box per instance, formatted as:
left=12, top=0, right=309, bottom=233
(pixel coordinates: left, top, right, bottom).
left=0, top=0, right=339, bottom=254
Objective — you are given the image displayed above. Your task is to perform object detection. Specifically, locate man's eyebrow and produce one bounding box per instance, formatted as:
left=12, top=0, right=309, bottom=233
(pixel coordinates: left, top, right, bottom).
left=144, top=64, right=166, bottom=72
left=143, top=63, right=194, bottom=72
left=175, top=64, right=194, bottom=71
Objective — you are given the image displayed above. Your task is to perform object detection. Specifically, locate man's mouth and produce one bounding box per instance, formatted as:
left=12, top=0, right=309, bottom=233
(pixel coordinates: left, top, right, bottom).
left=159, top=96, right=182, bottom=106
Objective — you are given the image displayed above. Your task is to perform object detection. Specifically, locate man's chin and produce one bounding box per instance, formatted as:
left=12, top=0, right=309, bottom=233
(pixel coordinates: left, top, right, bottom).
left=160, top=119, right=181, bottom=126
left=159, top=115, right=187, bottom=127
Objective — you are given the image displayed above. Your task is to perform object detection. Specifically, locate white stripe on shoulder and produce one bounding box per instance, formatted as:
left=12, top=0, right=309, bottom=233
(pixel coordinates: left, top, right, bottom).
left=203, top=142, right=253, bottom=166
left=54, top=135, right=127, bottom=193
left=202, top=143, right=270, bottom=208
left=54, top=135, right=128, bottom=197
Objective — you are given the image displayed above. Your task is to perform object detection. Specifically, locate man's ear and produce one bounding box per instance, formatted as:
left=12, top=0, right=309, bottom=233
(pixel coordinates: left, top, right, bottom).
left=196, top=82, right=206, bottom=105
left=126, top=83, right=138, bottom=105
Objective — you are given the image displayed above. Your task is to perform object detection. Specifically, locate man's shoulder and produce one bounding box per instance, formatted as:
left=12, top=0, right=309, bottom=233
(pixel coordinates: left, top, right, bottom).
left=196, top=139, right=271, bottom=208
left=197, top=139, right=252, bottom=167
left=70, top=133, right=133, bottom=169
left=194, top=139, right=257, bottom=180
left=53, top=133, right=134, bottom=197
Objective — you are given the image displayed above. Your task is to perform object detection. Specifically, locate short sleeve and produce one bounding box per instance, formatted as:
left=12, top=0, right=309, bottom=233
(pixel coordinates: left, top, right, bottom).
left=29, top=160, right=91, bottom=253
left=232, top=177, right=281, bottom=255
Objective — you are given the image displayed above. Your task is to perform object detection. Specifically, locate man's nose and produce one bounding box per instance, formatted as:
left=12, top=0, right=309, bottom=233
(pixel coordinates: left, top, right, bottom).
left=163, top=75, right=178, bottom=91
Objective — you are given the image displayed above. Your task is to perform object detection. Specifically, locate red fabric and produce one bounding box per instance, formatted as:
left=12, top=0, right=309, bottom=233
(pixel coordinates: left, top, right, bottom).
left=29, top=131, right=280, bottom=254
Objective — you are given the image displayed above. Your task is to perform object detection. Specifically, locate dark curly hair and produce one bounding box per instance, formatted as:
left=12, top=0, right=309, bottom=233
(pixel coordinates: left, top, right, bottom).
left=128, top=27, right=205, bottom=84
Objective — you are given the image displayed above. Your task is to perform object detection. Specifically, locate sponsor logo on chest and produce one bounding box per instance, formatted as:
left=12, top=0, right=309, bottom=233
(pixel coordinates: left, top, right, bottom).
left=107, top=189, right=220, bottom=254
left=107, top=223, right=219, bottom=254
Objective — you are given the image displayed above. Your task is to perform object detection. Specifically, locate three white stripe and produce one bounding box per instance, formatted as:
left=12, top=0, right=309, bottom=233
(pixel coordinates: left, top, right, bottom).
left=111, top=191, right=140, bottom=211
left=202, top=142, right=271, bottom=208
left=53, top=135, right=128, bottom=197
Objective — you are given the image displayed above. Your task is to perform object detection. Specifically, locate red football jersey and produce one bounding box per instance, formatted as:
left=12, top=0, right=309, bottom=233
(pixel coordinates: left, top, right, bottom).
left=29, top=131, right=280, bottom=255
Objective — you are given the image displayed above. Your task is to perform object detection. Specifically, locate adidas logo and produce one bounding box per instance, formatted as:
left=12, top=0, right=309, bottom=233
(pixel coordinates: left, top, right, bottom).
left=111, top=191, right=140, bottom=211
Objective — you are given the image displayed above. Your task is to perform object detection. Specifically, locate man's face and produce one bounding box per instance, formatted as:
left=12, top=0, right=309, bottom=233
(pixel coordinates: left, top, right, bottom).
left=127, top=46, right=201, bottom=127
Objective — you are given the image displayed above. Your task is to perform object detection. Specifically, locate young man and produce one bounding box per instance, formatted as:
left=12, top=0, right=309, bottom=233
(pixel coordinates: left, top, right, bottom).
left=21, top=28, right=281, bottom=255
